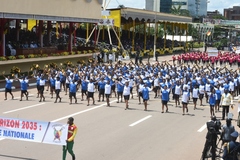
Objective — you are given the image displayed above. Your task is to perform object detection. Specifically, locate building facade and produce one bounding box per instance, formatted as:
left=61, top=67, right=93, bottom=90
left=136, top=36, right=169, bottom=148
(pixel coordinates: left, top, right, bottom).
left=145, top=0, right=172, bottom=13
left=207, top=10, right=222, bottom=19
left=188, top=0, right=207, bottom=17
left=172, top=0, right=188, bottom=10
left=160, top=0, right=173, bottom=13
left=0, top=0, right=102, bottom=22
left=146, top=0, right=207, bottom=16
left=224, top=6, right=240, bottom=20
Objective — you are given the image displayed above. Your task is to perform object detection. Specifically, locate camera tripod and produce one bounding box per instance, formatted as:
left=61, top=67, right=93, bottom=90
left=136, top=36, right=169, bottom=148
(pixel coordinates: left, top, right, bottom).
left=201, top=132, right=223, bottom=160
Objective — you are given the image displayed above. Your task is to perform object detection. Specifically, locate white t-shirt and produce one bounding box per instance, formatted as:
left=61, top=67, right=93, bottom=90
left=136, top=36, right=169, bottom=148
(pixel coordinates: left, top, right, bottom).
left=138, top=84, right=144, bottom=92
left=192, top=88, right=199, bottom=98
left=105, top=84, right=111, bottom=94
left=55, top=80, right=61, bottom=90
left=19, top=79, right=29, bottom=83
left=5, top=78, right=13, bottom=82
left=182, top=91, right=189, bottom=103
left=175, top=85, right=181, bottom=95
left=205, top=84, right=211, bottom=92
left=87, top=83, right=95, bottom=92
left=39, top=79, right=46, bottom=86
left=229, top=82, right=235, bottom=91
left=154, top=78, right=159, bottom=87
left=123, top=86, right=131, bottom=96
left=199, top=85, right=205, bottom=94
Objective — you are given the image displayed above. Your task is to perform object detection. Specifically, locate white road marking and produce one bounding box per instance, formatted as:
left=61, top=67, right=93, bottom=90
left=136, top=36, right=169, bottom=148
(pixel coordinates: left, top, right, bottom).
left=3, top=103, right=46, bottom=114
left=129, top=115, right=152, bottom=127
left=0, top=99, right=118, bottom=141
left=51, top=100, right=118, bottom=122
left=197, top=124, right=207, bottom=132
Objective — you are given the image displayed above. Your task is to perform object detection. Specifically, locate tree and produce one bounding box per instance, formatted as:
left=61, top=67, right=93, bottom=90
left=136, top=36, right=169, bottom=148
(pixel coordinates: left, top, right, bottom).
left=171, top=6, right=191, bottom=17
left=118, top=5, right=125, bottom=8
left=212, top=15, right=226, bottom=20
left=171, top=5, right=182, bottom=15
left=188, top=24, right=198, bottom=40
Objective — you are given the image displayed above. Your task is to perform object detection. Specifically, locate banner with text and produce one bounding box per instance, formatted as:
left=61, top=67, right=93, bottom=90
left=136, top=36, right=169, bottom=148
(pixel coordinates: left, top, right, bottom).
left=0, top=117, right=68, bottom=145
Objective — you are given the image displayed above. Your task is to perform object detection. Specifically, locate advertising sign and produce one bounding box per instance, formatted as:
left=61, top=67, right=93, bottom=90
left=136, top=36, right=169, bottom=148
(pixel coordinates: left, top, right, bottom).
left=0, top=117, right=68, bottom=145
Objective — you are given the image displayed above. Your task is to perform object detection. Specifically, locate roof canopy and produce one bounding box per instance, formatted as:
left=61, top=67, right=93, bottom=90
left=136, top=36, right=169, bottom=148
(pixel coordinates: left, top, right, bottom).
left=110, top=7, right=192, bottom=23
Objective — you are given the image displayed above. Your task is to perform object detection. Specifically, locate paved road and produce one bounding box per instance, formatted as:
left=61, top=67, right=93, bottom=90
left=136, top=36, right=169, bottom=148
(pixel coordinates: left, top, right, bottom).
left=0, top=85, right=239, bottom=160
left=0, top=48, right=238, bottom=160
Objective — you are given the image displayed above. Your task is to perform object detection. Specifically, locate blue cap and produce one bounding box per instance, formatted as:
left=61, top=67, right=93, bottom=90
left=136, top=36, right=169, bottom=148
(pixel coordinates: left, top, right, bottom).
left=231, top=131, right=239, bottom=138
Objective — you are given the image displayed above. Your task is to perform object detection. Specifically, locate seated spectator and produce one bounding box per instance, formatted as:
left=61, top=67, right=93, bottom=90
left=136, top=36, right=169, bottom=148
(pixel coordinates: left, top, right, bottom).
left=23, top=41, right=29, bottom=48
left=30, top=41, right=38, bottom=48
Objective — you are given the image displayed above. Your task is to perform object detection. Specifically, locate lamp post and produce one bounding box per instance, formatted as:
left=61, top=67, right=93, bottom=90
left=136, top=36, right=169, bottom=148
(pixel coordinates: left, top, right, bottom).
left=153, top=14, right=157, bottom=61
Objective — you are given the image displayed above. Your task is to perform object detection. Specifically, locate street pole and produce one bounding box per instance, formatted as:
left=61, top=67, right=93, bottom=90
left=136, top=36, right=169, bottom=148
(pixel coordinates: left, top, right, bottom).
left=153, top=14, right=157, bottom=61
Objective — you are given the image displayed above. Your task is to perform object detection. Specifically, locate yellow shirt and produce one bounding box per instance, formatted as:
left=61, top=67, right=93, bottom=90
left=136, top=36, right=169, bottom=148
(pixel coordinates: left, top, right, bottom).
left=220, top=93, right=233, bottom=106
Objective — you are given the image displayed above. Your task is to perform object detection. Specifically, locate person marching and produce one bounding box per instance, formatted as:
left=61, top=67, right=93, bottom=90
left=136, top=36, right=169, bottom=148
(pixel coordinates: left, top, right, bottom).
left=192, top=85, right=199, bottom=110
left=87, top=79, right=95, bottom=106
left=104, top=80, right=111, bottom=107
left=123, top=81, right=131, bottom=110
left=182, top=87, right=190, bottom=115
left=49, top=74, right=56, bottom=99
left=98, top=78, right=106, bottom=102
left=199, top=81, right=205, bottom=106
left=18, top=76, right=29, bottom=101
left=138, top=80, right=144, bottom=105
left=54, top=76, right=61, bottom=103
left=2, top=73, right=14, bottom=100
left=160, top=85, right=170, bottom=113
left=141, top=83, right=152, bottom=111
left=69, top=80, right=78, bottom=105
left=174, top=80, right=182, bottom=107
left=35, top=73, right=41, bottom=98
left=116, top=77, right=124, bottom=103
left=39, top=75, right=46, bottom=102
left=80, top=77, right=88, bottom=101
left=63, top=117, right=77, bottom=160
left=153, top=74, right=160, bottom=98
left=209, top=89, right=217, bottom=117
left=215, top=85, right=222, bottom=112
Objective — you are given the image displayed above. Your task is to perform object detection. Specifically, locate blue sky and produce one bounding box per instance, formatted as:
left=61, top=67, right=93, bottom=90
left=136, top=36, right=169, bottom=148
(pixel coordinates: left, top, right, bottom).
left=107, top=0, right=240, bottom=14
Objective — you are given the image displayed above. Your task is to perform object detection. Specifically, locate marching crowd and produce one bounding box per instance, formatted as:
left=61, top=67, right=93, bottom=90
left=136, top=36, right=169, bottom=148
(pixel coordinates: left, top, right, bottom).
left=173, top=51, right=240, bottom=67
left=3, top=51, right=240, bottom=119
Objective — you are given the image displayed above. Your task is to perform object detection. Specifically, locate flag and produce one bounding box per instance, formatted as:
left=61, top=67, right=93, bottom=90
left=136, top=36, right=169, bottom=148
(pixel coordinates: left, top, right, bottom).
left=206, top=31, right=211, bottom=36
left=102, top=10, right=121, bottom=28
left=27, top=19, right=36, bottom=31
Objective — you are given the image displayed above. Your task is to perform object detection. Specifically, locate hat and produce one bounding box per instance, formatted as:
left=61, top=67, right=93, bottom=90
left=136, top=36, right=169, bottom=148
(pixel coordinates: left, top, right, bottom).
left=231, top=131, right=239, bottom=138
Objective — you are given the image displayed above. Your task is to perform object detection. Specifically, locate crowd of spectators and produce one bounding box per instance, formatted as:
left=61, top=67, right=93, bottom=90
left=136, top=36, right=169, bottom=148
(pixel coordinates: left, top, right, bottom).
left=4, top=26, right=186, bottom=56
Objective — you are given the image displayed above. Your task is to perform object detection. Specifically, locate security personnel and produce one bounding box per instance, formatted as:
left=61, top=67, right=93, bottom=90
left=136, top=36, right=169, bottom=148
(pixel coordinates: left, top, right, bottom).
left=63, top=117, right=77, bottom=160
left=222, top=131, right=240, bottom=160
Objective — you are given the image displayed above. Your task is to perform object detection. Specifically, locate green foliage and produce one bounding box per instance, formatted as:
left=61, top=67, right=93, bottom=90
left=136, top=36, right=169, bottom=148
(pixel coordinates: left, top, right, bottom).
left=213, top=25, right=223, bottom=39
left=27, top=54, right=35, bottom=58
left=17, top=55, right=25, bottom=59
left=188, top=24, right=198, bottom=40
left=0, top=56, right=7, bottom=61
left=171, top=5, right=190, bottom=17
left=8, top=56, right=16, bottom=60
left=193, top=42, right=204, bottom=48
left=61, top=52, right=69, bottom=56
left=41, top=54, right=48, bottom=57
left=212, top=15, right=227, bottom=20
